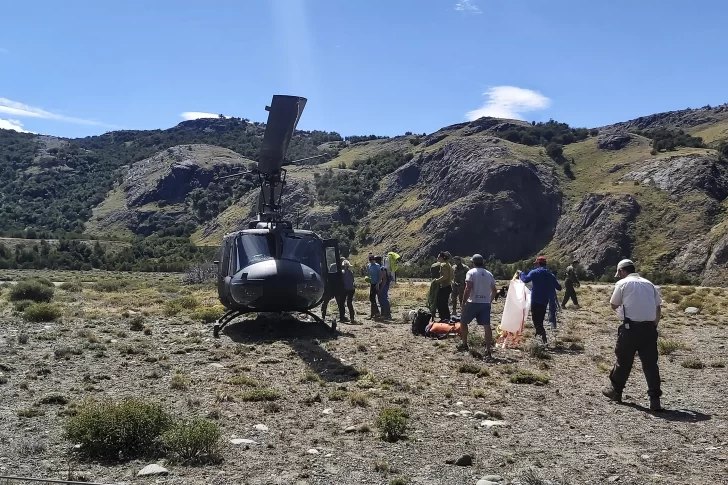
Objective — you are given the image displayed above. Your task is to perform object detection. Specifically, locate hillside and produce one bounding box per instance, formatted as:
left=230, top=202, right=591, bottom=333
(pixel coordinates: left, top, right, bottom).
left=2, top=104, right=728, bottom=283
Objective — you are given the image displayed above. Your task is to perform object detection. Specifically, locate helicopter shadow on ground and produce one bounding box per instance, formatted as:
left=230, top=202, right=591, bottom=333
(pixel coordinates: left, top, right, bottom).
left=223, top=313, right=360, bottom=383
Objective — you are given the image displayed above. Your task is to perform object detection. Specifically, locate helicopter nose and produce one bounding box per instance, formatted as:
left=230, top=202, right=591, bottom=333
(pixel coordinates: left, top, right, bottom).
left=230, top=259, right=324, bottom=310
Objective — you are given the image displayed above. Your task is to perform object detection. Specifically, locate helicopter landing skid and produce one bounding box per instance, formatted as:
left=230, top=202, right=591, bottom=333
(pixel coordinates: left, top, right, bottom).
left=212, top=309, right=337, bottom=338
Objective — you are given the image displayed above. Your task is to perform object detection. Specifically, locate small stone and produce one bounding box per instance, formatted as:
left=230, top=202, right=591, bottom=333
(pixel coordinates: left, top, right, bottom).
left=307, top=448, right=319, bottom=454
left=137, top=464, right=169, bottom=477
left=473, top=411, right=489, bottom=419
left=607, top=476, right=620, bottom=482
left=641, top=454, right=650, bottom=460
left=684, top=307, right=700, bottom=314
left=476, top=481, right=498, bottom=485
left=230, top=438, right=257, bottom=445
left=254, top=424, right=268, bottom=432
left=455, top=401, right=464, bottom=407
left=322, top=408, right=333, bottom=415
left=209, top=363, right=224, bottom=369
left=459, top=410, right=473, bottom=416
left=447, top=454, right=473, bottom=466
left=446, top=412, right=459, bottom=417
left=344, top=426, right=357, bottom=433
left=481, top=475, right=503, bottom=482
left=480, top=420, right=510, bottom=428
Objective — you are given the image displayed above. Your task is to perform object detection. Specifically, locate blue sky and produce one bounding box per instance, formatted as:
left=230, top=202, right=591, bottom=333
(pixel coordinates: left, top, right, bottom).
left=1, top=0, right=727, bottom=138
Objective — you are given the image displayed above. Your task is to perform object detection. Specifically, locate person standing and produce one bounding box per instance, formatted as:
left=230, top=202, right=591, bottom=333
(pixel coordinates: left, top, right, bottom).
left=602, top=259, right=663, bottom=411
left=563, top=260, right=581, bottom=308
left=451, top=256, right=470, bottom=315
left=374, top=255, right=392, bottom=320
left=518, top=256, right=562, bottom=345
left=342, top=260, right=356, bottom=324
left=458, top=254, right=498, bottom=358
left=321, top=257, right=346, bottom=322
left=433, top=251, right=453, bottom=321
left=367, top=255, right=381, bottom=318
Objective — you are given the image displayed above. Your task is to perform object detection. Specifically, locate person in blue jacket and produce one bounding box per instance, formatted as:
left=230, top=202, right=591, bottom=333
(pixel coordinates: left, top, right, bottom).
left=518, top=256, right=562, bottom=344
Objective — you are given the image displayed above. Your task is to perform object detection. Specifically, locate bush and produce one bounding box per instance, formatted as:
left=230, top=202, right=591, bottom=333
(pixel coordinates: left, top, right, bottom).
left=129, top=315, right=145, bottom=331
left=546, top=142, right=563, bottom=159
left=63, top=398, right=172, bottom=460
left=191, top=306, right=225, bottom=323
left=13, top=300, right=35, bottom=312
left=59, top=282, right=83, bottom=292
left=23, top=303, right=62, bottom=322
left=161, top=418, right=222, bottom=465
left=38, top=392, right=69, bottom=405
left=376, top=407, right=409, bottom=442
left=509, top=370, right=549, bottom=385
left=174, top=296, right=199, bottom=310
left=658, top=338, right=689, bottom=355
left=9, top=280, right=54, bottom=303
left=239, top=388, right=280, bottom=402
left=93, top=279, right=128, bottom=293
left=681, top=359, right=705, bottom=369
left=164, top=301, right=183, bottom=316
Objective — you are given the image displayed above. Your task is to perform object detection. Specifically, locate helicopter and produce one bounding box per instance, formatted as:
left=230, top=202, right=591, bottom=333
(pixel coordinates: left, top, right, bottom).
left=212, top=94, right=344, bottom=338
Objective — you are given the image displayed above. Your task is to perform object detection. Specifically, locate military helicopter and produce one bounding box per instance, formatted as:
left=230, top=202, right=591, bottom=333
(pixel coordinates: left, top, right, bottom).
left=212, top=95, right=343, bottom=338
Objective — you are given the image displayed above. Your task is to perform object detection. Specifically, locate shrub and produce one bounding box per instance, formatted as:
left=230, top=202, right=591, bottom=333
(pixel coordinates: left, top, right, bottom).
left=60, top=282, right=83, bottom=293
left=38, top=392, right=69, bottom=405
left=458, top=363, right=482, bottom=374
left=710, top=361, right=726, bottom=368
left=174, top=296, right=199, bottom=310
left=509, top=370, right=549, bottom=385
left=191, top=306, right=225, bottom=323
left=164, top=301, right=183, bottom=316
left=349, top=392, right=369, bottom=407
left=161, top=418, right=222, bottom=465
left=93, top=279, right=128, bottom=293
left=376, top=407, right=409, bottom=442
left=9, top=281, right=54, bottom=303
left=239, top=388, right=280, bottom=402
left=63, top=398, right=172, bottom=460
left=681, top=359, right=705, bottom=369
left=658, top=338, right=689, bottom=355
left=171, top=372, right=190, bottom=390
left=13, top=300, right=35, bottom=312
left=24, top=303, right=62, bottom=322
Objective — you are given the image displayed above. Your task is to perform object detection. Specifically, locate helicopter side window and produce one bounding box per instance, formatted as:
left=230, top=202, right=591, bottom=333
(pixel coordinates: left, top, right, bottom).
left=282, top=234, right=323, bottom=272
left=325, top=247, right=338, bottom=274
left=234, top=234, right=275, bottom=271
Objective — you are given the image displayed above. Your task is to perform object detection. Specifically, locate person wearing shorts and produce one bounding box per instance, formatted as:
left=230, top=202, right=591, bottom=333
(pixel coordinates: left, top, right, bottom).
left=458, top=253, right=497, bottom=358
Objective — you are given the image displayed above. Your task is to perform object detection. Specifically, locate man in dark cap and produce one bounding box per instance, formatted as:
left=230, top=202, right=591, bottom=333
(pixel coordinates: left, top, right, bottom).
left=518, top=256, right=562, bottom=345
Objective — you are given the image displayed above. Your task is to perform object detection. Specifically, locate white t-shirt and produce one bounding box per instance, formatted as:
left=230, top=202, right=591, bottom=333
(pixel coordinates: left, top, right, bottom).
left=465, top=268, right=496, bottom=304
left=610, top=273, right=662, bottom=322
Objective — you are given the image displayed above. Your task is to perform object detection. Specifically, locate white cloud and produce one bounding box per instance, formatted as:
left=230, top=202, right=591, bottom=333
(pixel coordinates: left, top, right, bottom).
left=0, top=97, right=112, bottom=127
left=455, top=0, right=481, bottom=14
left=180, top=111, right=227, bottom=121
left=466, top=86, right=551, bottom=121
left=0, top=118, right=32, bottom=133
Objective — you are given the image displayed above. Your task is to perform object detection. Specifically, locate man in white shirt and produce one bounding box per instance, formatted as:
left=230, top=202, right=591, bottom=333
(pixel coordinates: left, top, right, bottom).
left=458, top=254, right=497, bottom=359
left=602, top=259, right=664, bottom=411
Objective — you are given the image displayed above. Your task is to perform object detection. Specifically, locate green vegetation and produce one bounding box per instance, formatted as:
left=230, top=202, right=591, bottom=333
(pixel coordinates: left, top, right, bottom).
left=376, top=407, right=409, bottom=442
left=191, top=306, right=225, bottom=323
left=238, top=388, right=281, bottom=402
left=509, top=370, right=550, bottom=385
left=8, top=279, right=54, bottom=302
left=161, top=418, right=222, bottom=464
left=23, top=303, right=63, bottom=322
left=658, top=338, right=689, bottom=356
left=632, top=128, right=706, bottom=152
left=681, top=358, right=705, bottom=369
left=63, top=398, right=173, bottom=460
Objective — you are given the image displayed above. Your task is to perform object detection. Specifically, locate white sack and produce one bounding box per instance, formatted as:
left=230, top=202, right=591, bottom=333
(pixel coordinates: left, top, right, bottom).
left=500, top=278, right=531, bottom=333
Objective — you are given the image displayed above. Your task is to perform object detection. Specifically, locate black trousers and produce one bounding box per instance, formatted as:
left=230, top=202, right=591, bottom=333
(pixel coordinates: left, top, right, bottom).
left=610, top=322, right=662, bottom=398
left=344, top=289, right=355, bottom=319
left=531, top=303, right=547, bottom=339
left=563, top=283, right=579, bottom=307
left=322, top=292, right=346, bottom=320
left=369, top=284, right=380, bottom=316
left=436, top=285, right=452, bottom=321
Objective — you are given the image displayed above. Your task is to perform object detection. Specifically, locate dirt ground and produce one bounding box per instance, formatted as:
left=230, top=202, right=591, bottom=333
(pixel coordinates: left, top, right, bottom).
left=0, top=274, right=726, bottom=485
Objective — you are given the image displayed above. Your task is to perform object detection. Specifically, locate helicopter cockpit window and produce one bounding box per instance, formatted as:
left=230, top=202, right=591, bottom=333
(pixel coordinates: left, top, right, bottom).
left=281, top=234, right=322, bottom=272
left=234, top=234, right=275, bottom=271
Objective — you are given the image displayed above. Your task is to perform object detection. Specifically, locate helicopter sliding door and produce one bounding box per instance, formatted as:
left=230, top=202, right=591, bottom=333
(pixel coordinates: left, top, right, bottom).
left=323, top=239, right=344, bottom=300
left=217, top=237, right=235, bottom=308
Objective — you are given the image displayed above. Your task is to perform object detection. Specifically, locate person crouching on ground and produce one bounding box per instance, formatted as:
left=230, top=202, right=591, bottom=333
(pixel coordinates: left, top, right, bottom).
left=374, top=255, right=392, bottom=320
left=433, top=251, right=454, bottom=321
left=602, top=259, right=664, bottom=411
left=458, top=254, right=498, bottom=358
left=451, top=255, right=469, bottom=315
left=518, top=256, right=562, bottom=345
left=367, top=255, right=381, bottom=318
left=342, top=260, right=356, bottom=324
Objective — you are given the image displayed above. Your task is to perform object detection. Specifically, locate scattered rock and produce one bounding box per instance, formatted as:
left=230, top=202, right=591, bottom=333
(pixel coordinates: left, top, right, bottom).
left=446, top=412, right=459, bottom=417
left=455, top=401, right=464, bottom=407
left=597, top=132, right=632, bottom=150
left=137, top=464, right=169, bottom=477
left=446, top=453, right=473, bottom=466
left=607, top=476, right=620, bottom=482
left=473, top=411, right=489, bottom=419
left=459, top=410, right=473, bottom=416
left=480, top=420, right=510, bottom=428
left=477, top=481, right=500, bottom=485
left=344, top=426, right=357, bottom=433
left=307, top=448, right=319, bottom=455
left=209, top=363, right=224, bottom=369
left=230, top=438, right=258, bottom=445
left=322, top=408, right=333, bottom=415
left=480, top=475, right=503, bottom=482
left=254, top=424, right=269, bottom=432
left=684, top=307, right=700, bottom=314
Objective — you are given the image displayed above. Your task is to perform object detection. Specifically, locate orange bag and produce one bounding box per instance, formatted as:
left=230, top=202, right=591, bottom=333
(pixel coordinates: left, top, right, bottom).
left=426, top=321, right=461, bottom=338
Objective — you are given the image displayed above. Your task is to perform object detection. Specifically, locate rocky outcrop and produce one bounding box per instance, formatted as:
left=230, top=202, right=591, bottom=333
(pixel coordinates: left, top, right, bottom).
left=621, top=154, right=728, bottom=200
left=603, top=104, right=728, bottom=132
left=552, top=194, right=639, bottom=275
left=701, top=230, right=728, bottom=286
left=364, top=137, right=561, bottom=261
left=597, top=132, right=633, bottom=150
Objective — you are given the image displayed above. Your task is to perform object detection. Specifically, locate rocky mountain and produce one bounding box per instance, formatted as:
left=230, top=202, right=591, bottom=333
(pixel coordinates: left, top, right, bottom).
left=2, top=103, right=728, bottom=283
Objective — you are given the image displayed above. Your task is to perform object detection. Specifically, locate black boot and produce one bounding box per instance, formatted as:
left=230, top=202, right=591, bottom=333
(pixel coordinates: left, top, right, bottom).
left=650, top=396, right=663, bottom=411
left=602, top=386, right=622, bottom=403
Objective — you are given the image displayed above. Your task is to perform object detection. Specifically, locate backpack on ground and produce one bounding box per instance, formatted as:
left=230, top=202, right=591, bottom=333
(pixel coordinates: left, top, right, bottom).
left=411, top=308, right=431, bottom=336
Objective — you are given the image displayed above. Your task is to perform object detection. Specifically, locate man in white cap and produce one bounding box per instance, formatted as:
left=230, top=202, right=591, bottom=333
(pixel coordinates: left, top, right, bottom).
left=602, top=259, right=664, bottom=411
left=458, top=253, right=497, bottom=359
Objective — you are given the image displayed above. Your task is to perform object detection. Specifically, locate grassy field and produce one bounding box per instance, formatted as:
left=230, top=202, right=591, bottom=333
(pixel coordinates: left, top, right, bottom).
left=0, top=270, right=726, bottom=484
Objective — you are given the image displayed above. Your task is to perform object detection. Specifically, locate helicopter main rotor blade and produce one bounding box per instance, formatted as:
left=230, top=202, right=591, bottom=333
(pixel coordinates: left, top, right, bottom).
left=258, top=95, right=307, bottom=175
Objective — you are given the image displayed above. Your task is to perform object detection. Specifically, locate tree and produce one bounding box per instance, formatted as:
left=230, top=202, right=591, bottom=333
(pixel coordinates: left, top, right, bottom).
left=546, top=142, right=563, bottom=160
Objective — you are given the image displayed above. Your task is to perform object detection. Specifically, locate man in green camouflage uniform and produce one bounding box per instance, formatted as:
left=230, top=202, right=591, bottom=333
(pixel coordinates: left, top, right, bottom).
left=451, top=256, right=469, bottom=315
left=562, top=260, right=581, bottom=308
